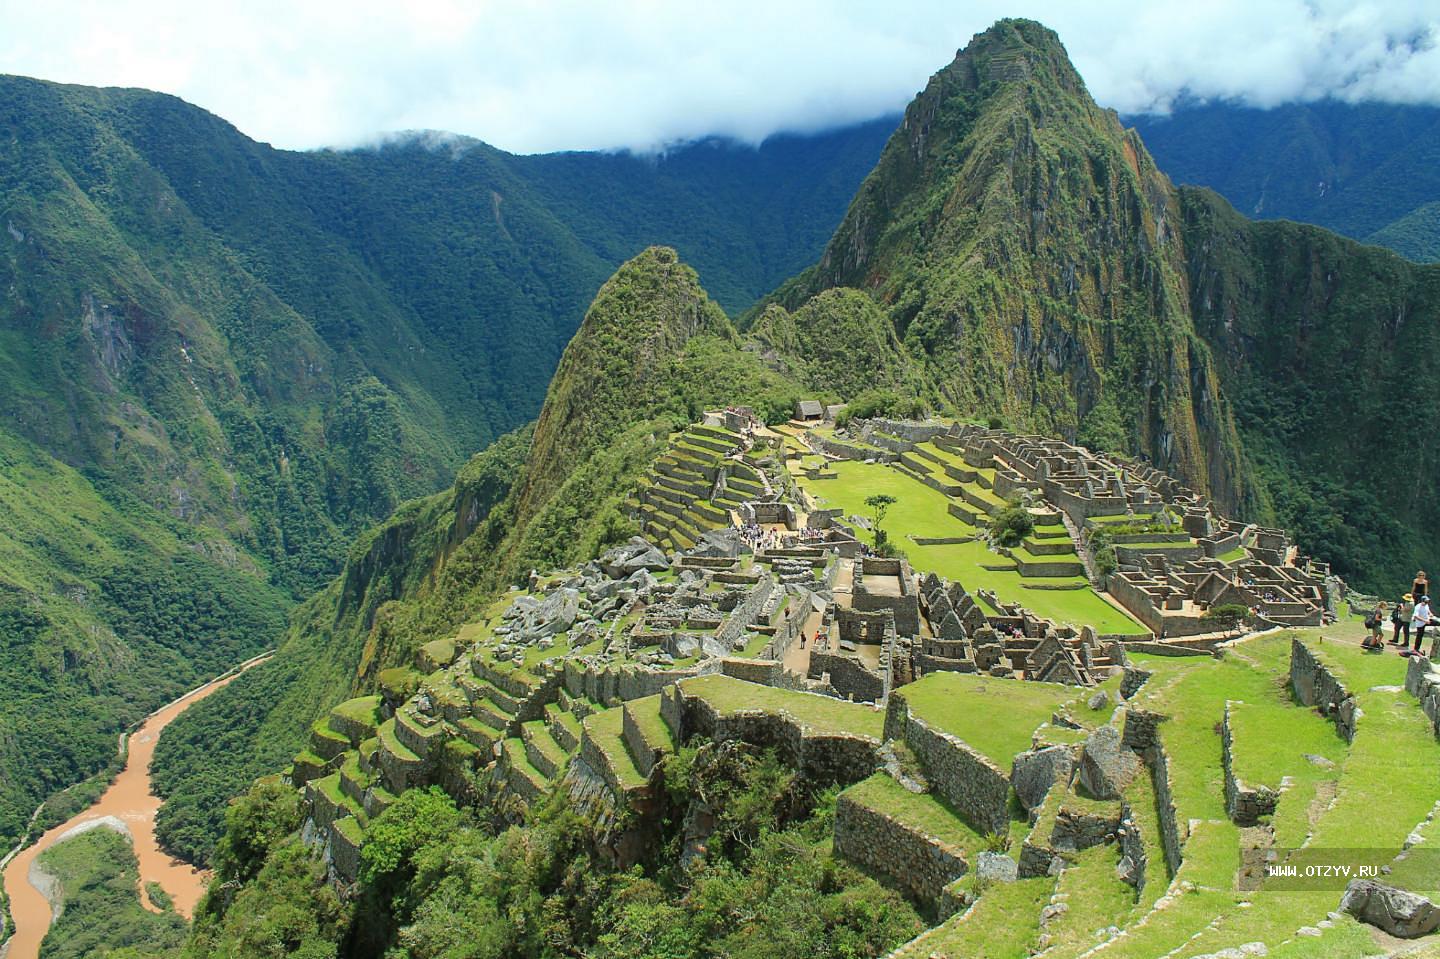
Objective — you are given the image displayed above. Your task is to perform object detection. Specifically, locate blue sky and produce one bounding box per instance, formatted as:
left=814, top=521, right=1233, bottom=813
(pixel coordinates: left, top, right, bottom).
left=0, top=0, right=1436, bottom=153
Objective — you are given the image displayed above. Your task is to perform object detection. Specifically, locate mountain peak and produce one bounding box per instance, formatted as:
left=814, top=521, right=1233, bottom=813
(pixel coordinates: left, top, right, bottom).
left=515, top=246, right=733, bottom=515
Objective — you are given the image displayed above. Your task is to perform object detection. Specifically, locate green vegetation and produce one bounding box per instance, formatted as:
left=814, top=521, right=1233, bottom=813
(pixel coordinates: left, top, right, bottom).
left=0, top=424, right=289, bottom=852
left=0, top=71, right=888, bottom=855
left=795, top=459, right=1140, bottom=632
left=989, top=504, right=1035, bottom=548
left=34, top=827, right=186, bottom=959
left=899, top=672, right=1076, bottom=766
left=190, top=744, right=922, bottom=959
left=1132, top=100, right=1440, bottom=260
left=1203, top=602, right=1251, bottom=633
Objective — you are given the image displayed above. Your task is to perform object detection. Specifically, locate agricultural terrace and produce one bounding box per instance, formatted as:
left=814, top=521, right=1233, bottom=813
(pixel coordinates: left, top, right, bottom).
left=791, top=458, right=1141, bottom=634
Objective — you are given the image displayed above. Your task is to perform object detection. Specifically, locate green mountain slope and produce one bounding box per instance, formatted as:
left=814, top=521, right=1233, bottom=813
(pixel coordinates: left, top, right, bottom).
left=759, top=18, right=1437, bottom=588
left=1366, top=201, right=1440, bottom=262
left=0, top=75, right=885, bottom=852
left=1132, top=100, right=1440, bottom=261
left=768, top=19, right=1250, bottom=511
left=154, top=248, right=803, bottom=864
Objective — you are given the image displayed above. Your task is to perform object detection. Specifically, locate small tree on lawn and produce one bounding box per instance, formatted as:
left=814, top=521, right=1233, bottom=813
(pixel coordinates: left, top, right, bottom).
left=865, top=494, right=897, bottom=553
left=990, top=505, right=1035, bottom=548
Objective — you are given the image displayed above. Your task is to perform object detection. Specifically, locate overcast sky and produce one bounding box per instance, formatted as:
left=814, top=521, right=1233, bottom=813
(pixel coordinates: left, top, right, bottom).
left=1, top=0, right=1436, bottom=154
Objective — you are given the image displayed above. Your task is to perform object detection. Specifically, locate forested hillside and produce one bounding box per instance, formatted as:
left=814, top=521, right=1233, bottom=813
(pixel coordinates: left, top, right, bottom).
left=1133, top=101, right=1440, bottom=261
left=0, top=75, right=886, bottom=853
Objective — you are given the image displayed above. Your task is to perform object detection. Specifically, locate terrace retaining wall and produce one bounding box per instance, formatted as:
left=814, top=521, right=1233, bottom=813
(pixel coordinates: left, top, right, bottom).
left=1221, top=702, right=1279, bottom=825
left=1289, top=639, right=1359, bottom=743
left=885, top=693, right=1010, bottom=834
left=833, top=788, right=969, bottom=907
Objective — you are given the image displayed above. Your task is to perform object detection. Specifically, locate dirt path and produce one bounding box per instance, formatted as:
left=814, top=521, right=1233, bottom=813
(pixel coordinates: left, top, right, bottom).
left=1, top=652, right=271, bottom=959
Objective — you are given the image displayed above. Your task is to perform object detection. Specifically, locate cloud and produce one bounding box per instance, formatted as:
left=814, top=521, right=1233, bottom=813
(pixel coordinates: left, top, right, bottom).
left=0, top=0, right=1435, bottom=153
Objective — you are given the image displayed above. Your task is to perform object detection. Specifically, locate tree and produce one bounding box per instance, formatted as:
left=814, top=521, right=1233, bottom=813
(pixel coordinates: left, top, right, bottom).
left=1203, top=603, right=1251, bottom=635
left=989, top=506, right=1035, bottom=548
left=864, top=494, right=897, bottom=552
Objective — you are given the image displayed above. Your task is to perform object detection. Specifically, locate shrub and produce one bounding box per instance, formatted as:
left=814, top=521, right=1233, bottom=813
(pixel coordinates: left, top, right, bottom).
left=990, top=506, right=1035, bottom=548
left=1203, top=603, right=1251, bottom=633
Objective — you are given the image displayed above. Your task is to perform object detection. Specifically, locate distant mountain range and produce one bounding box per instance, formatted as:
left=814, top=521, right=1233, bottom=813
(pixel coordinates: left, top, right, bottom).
left=1132, top=100, right=1440, bottom=261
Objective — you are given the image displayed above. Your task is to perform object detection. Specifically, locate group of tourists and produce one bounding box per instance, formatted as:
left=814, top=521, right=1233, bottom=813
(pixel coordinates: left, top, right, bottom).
left=1361, top=569, right=1437, bottom=656
left=738, top=524, right=779, bottom=550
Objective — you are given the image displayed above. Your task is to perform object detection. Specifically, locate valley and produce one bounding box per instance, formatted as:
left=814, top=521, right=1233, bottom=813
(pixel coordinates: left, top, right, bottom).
left=2, top=12, right=1440, bottom=959
left=0, top=652, right=270, bottom=959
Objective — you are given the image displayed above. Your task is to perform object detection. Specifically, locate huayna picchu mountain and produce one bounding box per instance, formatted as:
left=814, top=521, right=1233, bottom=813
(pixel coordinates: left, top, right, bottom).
left=760, top=18, right=1440, bottom=592
left=9, top=14, right=1440, bottom=959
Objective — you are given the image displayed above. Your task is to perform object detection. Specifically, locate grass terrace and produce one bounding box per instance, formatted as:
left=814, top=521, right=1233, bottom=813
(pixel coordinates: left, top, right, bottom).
left=792, top=459, right=1142, bottom=633
left=899, top=672, right=1079, bottom=767
left=843, top=773, right=993, bottom=861
left=678, top=673, right=885, bottom=740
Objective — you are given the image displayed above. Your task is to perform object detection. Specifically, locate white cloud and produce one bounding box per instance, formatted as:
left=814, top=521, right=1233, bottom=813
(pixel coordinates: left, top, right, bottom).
left=0, top=0, right=1435, bottom=153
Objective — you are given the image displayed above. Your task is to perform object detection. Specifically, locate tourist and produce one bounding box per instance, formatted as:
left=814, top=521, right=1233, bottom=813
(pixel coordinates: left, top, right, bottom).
left=1363, top=601, right=1387, bottom=652
left=1391, top=595, right=1413, bottom=647
left=1409, top=595, right=1434, bottom=655
left=1415, top=570, right=1430, bottom=603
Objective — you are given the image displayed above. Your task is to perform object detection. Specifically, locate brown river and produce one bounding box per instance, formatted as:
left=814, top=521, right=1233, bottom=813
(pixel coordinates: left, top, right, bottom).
left=0, top=653, right=271, bottom=959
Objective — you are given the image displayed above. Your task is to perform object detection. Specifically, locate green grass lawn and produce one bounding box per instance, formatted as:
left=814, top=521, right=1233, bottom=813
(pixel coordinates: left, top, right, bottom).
left=582, top=708, right=648, bottom=789
left=794, top=460, right=1141, bottom=633
left=899, top=672, right=1078, bottom=766
left=893, top=876, right=1055, bottom=958
left=679, top=673, right=885, bottom=739
left=625, top=694, right=676, bottom=750
left=1080, top=631, right=1438, bottom=959
left=843, top=773, right=992, bottom=858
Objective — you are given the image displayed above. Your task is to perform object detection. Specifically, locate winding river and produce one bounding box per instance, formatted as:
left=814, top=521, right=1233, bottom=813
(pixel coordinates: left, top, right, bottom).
left=0, top=652, right=271, bottom=959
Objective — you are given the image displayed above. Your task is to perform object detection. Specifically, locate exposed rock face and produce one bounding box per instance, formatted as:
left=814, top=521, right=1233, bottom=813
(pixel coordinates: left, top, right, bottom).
left=1340, top=879, right=1440, bottom=938
left=1077, top=725, right=1139, bottom=800
left=976, top=850, right=1018, bottom=883
left=1011, top=745, right=1075, bottom=813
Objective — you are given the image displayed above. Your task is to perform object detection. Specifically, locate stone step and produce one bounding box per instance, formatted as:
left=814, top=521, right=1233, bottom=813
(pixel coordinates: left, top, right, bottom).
left=546, top=702, right=582, bottom=751
left=501, top=737, right=551, bottom=803
left=309, top=718, right=350, bottom=762
left=375, top=719, right=427, bottom=794
left=521, top=720, right=569, bottom=779
left=621, top=695, right=675, bottom=779
left=455, top=716, right=499, bottom=752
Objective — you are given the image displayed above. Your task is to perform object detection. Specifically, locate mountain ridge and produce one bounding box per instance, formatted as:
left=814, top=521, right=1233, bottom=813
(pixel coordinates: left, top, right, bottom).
left=0, top=76, right=889, bottom=853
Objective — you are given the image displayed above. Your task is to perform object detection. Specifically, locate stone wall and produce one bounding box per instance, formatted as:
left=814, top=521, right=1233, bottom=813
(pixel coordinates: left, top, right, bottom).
left=716, top=574, right=776, bottom=650
left=1405, top=654, right=1440, bottom=735
left=834, top=790, right=969, bottom=906
left=1221, top=702, right=1279, bottom=825
left=765, top=587, right=814, bottom=660
left=1120, top=667, right=1153, bottom=700
left=807, top=650, right=885, bottom=702
left=1117, top=801, right=1148, bottom=892
left=328, top=820, right=362, bottom=883
left=886, top=693, right=1010, bottom=834
left=809, top=432, right=899, bottom=463
left=1149, top=741, right=1184, bottom=875
left=1289, top=638, right=1360, bottom=743
left=668, top=685, right=880, bottom=786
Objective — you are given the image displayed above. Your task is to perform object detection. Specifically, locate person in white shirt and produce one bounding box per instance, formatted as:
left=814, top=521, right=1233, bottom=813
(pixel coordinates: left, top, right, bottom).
left=1410, top=596, right=1434, bottom=655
